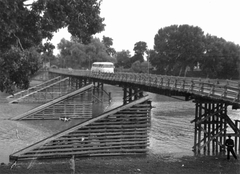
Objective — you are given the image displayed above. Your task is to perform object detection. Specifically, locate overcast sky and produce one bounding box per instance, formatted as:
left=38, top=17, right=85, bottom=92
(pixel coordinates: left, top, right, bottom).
left=51, top=0, right=240, bottom=55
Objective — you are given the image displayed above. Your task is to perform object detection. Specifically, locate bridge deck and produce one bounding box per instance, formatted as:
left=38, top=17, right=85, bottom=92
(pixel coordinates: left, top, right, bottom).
left=49, top=69, right=240, bottom=107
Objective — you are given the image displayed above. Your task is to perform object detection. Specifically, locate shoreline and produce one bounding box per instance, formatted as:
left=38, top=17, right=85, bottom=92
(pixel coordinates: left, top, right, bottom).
left=0, top=153, right=239, bottom=174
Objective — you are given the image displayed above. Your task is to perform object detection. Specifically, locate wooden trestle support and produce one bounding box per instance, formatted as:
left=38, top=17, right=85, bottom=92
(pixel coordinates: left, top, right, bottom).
left=8, top=77, right=71, bottom=103
left=8, top=75, right=93, bottom=104
left=191, top=98, right=240, bottom=155
left=10, top=96, right=152, bottom=160
left=92, top=81, right=111, bottom=103
left=11, top=84, right=94, bottom=120
left=123, top=86, right=144, bottom=104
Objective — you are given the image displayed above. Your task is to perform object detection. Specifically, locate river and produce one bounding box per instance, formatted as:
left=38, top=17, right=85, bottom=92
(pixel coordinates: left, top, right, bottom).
left=0, top=84, right=239, bottom=163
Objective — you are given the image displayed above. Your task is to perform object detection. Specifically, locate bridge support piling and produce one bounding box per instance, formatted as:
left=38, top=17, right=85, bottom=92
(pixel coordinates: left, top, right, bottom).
left=92, top=82, right=112, bottom=103
left=235, top=120, right=240, bottom=153
left=192, top=99, right=228, bottom=155
left=68, top=77, right=91, bottom=89
left=192, top=98, right=240, bottom=155
left=123, top=86, right=144, bottom=105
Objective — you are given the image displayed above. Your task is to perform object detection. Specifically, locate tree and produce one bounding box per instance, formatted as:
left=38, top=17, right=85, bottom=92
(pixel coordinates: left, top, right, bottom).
left=57, top=38, right=74, bottom=68
left=0, top=0, right=105, bottom=93
left=131, top=41, right=148, bottom=63
left=153, top=25, right=205, bottom=76
left=200, top=35, right=240, bottom=78
left=131, top=61, right=151, bottom=73
left=115, top=50, right=131, bottom=68
left=221, top=42, right=240, bottom=79
left=86, top=38, right=116, bottom=65
left=0, top=47, right=41, bottom=93
left=148, top=49, right=159, bottom=72
left=57, top=37, right=116, bottom=69
left=40, top=42, right=56, bottom=65
left=102, top=36, right=116, bottom=57
left=131, top=61, right=141, bottom=73
left=133, top=41, right=148, bottom=56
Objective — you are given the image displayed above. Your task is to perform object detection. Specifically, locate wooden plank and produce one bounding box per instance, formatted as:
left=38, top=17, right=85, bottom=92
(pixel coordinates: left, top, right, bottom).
left=91, top=120, right=149, bottom=125
left=71, top=128, right=149, bottom=134
left=41, top=142, right=149, bottom=150
left=45, top=141, right=149, bottom=148
left=23, top=115, right=92, bottom=120
left=54, top=135, right=148, bottom=142
left=195, top=109, right=223, bottom=125
left=223, top=114, right=240, bottom=134
left=38, top=140, right=149, bottom=148
left=72, top=128, right=150, bottom=133
left=84, top=124, right=151, bottom=129
left=64, top=130, right=148, bottom=137
left=51, top=136, right=150, bottom=142
left=29, top=144, right=149, bottom=154
left=11, top=152, right=146, bottom=160
left=18, top=149, right=148, bottom=159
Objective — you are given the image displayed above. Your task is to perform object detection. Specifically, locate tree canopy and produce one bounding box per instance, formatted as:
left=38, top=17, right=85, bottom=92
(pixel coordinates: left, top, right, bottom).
left=131, top=61, right=151, bottom=73
left=115, top=50, right=131, bottom=69
left=57, top=37, right=116, bottom=69
left=0, top=0, right=105, bottom=93
left=102, top=36, right=116, bottom=57
left=150, top=24, right=240, bottom=79
left=130, top=41, right=148, bottom=63
left=200, top=35, right=240, bottom=78
left=152, top=25, right=205, bottom=76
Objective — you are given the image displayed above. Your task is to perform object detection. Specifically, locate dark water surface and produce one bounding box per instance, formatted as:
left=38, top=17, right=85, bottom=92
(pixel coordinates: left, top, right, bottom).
left=0, top=84, right=239, bottom=163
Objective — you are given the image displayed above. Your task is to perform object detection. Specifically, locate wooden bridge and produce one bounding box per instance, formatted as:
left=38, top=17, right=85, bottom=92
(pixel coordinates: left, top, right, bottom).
left=49, top=68, right=240, bottom=106
left=49, top=68, right=240, bottom=154
left=9, top=68, right=240, bottom=160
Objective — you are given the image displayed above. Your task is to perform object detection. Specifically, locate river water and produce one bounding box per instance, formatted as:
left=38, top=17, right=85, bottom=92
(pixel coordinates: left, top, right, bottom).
left=100, top=85, right=196, bottom=157
left=0, top=84, right=239, bottom=163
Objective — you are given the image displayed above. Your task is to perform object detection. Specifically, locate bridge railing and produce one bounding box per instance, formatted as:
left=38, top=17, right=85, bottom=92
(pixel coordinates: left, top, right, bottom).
left=98, top=72, right=240, bottom=103
left=49, top=69, right=240, bottom=104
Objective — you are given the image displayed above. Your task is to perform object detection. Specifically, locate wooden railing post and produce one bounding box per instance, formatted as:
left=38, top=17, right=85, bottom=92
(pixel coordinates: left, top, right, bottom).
left=188, top=79, right=194, bottom=92
left=235, top=82, right=240, bottom=102
left=167, top=78, right=170, bottom=88
left=199, top=79, right=204, bottom=94
left=160, top=76, right=164, bottom=87
left=221, top=84, right=228, bottom=98
left=181, top=79, right=186, bottom=91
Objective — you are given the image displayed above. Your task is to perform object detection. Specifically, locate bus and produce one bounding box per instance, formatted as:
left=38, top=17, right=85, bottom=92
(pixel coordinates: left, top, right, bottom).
left=91, top=62, right=115, bottom=73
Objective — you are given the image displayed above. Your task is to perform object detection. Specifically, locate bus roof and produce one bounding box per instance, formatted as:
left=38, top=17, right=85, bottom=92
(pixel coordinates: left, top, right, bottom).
left=92, top=62, right=114, bottom=65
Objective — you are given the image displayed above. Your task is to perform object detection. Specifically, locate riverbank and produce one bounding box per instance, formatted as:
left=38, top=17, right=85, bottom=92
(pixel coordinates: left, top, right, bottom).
left=0, top=154, right=239, bottom=174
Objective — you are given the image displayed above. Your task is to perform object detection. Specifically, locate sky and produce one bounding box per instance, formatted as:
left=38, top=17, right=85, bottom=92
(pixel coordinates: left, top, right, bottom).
left=51, top=0, right=240, bottom=56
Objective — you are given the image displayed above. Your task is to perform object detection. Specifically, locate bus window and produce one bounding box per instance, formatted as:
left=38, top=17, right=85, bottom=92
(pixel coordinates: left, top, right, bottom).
left=91, top=62, right=115, bottom=73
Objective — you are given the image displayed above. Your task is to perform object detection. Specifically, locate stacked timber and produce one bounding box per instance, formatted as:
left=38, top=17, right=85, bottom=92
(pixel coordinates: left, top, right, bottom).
left=10, top=97, right=151, bottom=160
